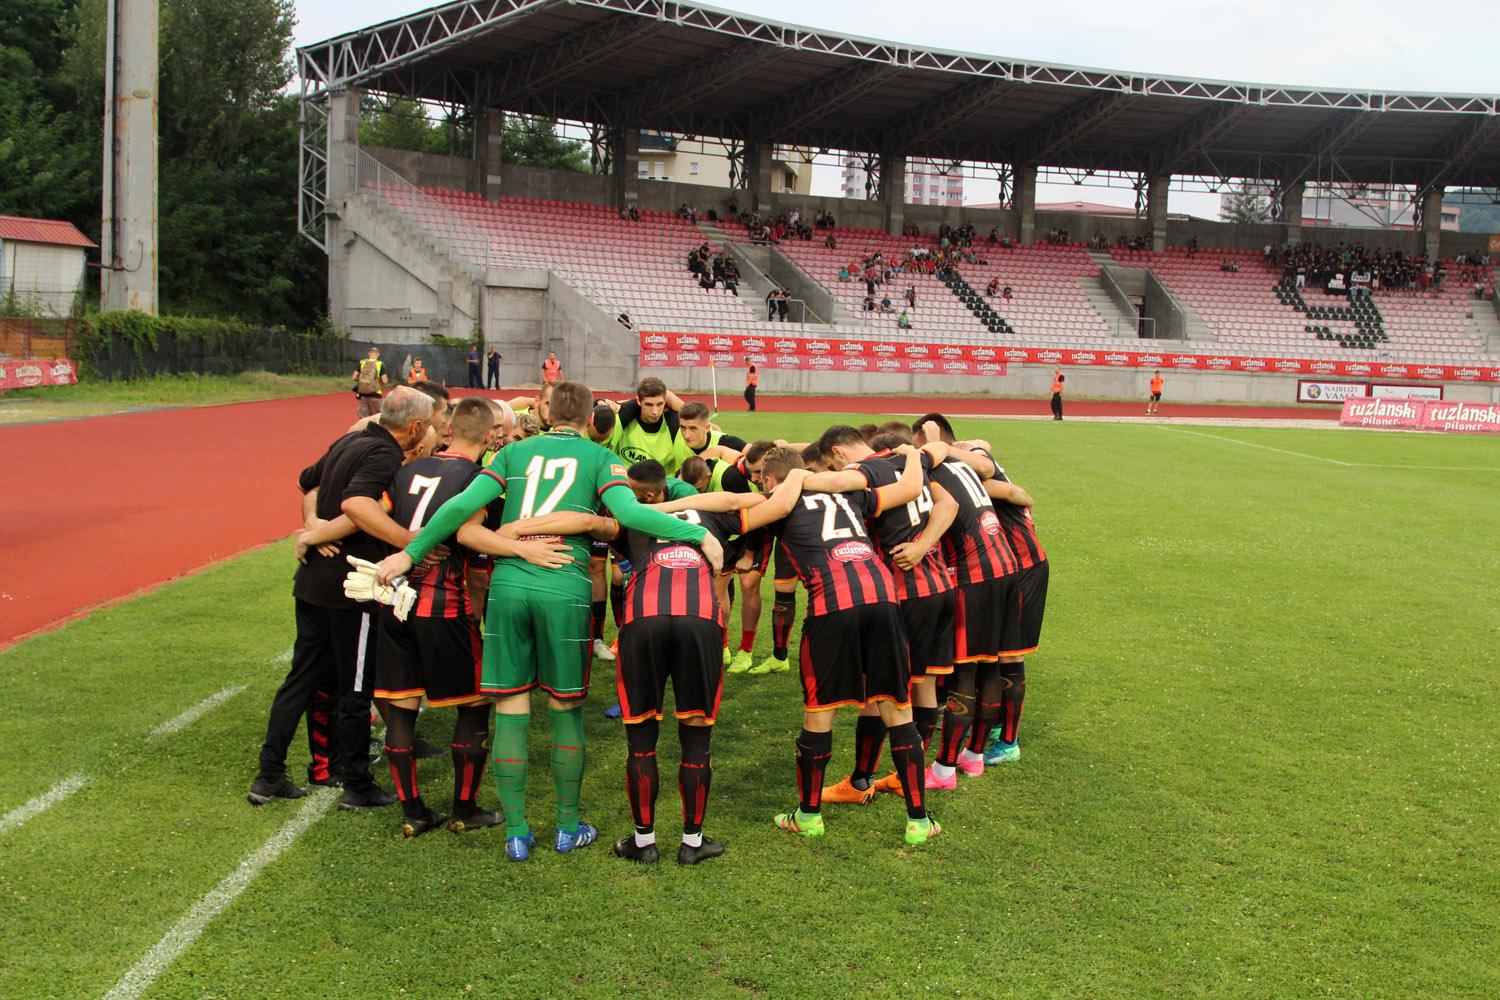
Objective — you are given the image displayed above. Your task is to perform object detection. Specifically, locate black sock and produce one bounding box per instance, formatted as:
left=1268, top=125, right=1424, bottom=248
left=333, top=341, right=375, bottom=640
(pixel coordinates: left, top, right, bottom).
left=772, top=591, right=795, bottom=660
left=938, top=666, right=977, bottom=767
left=794, top=729, right=833, bottom=814
left=450, top=704, right=490, bottom=818
left=609, top=582, right=626, bottom=631
left=851, top=715, right=886, bottom=787
left=970, top=663, right=1004, bottom=754
left=383, top=705, right=424, bottom=820
left=887, top=722, right=927, bottom=820
left=625, top=719, right=660, bottom=835
left=913, top=705, right=940, bottom=754
left=590, top=600, right=606, bottom=642
left=678, top=723, right=712, bottom=835
left=1000, top=661, right=1026, bottom=744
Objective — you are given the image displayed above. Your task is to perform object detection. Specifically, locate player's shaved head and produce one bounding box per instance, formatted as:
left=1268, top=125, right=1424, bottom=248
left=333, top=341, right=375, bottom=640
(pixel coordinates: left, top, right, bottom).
left=911, top=412, right=956, bottom=444
left=449, top=396, right=494, bottom=445
left=550, top=381, right=593, bottom=426
left=627, top=459, right=668, bottom=503
left=589, top=403, right=617, bottom=441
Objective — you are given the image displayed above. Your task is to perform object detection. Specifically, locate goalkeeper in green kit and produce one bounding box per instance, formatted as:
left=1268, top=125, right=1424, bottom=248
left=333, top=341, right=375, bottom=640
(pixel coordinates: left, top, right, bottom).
left=376, top=382, right=723, bottom=862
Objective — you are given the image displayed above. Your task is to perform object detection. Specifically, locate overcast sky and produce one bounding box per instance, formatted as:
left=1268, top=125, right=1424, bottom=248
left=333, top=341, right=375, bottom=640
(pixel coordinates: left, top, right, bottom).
left=293, top=0, right=1496, bottom=218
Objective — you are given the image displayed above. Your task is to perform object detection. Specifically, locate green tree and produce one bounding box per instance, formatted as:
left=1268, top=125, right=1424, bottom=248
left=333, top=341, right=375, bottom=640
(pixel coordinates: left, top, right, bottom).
left=1221, top=182, right=1271, bottom=224
left=503, top=114, right=589, bottom=172
left=360, top=96, right=449, bottom=154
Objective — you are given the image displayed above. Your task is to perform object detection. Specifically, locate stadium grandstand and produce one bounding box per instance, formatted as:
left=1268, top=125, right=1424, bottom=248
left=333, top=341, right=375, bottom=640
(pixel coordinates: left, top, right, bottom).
left=296, top=0, right=1500, bottom=403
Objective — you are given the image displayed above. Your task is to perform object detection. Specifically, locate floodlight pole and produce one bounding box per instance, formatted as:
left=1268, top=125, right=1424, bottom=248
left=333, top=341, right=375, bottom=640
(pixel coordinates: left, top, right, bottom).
left=101, top=0, right=159, bottom=315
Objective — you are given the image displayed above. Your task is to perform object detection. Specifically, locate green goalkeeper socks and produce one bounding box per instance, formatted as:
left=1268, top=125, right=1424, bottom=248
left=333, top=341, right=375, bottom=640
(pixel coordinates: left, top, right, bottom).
left=549, top=707, right=587, bottom=833
left=492, top=713, right=531, bottom=838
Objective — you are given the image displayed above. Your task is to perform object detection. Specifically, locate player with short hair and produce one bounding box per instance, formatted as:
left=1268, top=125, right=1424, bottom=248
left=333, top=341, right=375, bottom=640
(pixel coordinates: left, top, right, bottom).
left=369, top=396, right=572, bottom=837
left=375, top=382, right=724, bottom=862
left=982, top=462, right=1047, bottom=765
left=733, top=445, right=942, bottom=846
left=678, top=402, right=748, bottom=457
left=606, top=377, right=693, bottom=475
left=804, top=425, right=959, bottom=804
left=911, top=413, right=1025, bottom=791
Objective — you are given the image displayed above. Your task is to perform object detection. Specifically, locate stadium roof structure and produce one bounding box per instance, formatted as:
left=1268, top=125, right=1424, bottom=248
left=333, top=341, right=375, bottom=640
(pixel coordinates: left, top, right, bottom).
left=297, top=0, right=1500, bottom=191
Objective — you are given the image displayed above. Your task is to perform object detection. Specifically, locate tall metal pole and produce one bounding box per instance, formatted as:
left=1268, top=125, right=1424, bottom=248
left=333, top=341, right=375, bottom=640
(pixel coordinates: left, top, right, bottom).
left=101, top=0, right=159, bottom=314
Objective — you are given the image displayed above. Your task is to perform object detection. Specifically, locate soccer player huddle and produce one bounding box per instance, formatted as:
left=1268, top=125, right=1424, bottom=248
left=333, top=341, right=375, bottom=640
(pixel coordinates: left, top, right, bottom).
left=249, top=374, right=1047, bottom=867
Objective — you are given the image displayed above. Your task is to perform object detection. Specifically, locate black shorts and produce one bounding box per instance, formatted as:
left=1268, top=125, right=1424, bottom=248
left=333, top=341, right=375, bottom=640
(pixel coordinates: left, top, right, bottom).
left=954, top=577, right=1015, bottom=664
left=1150, top=391, right=1162, bottom=402
left=374, top=609, right=485, bottom=707
left=733, top=531, right=772, bottom=576
left=590, top=538, right=610, bottom=561
left=900, top=591, right=956, bottom=677
left=1001, top=561, right=1049, bottom=657
left=616, top=615, right=725, bottom=724
left=798, top=603, right=911, bottom=711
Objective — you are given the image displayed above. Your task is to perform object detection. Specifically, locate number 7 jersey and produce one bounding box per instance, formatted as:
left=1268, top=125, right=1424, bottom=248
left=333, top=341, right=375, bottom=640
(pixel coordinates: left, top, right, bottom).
left=771, top=490, right=898, bottom=617
left=480, top=427, right=630, bottom=598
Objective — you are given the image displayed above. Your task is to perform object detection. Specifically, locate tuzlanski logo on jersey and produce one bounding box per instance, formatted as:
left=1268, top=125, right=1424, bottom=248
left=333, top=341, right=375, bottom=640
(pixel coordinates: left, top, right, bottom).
left=830, top=540, right=876, bottom=563
left=979, top=510, right=1002, bottom=535
left=654, top=545, right=703, bottom=570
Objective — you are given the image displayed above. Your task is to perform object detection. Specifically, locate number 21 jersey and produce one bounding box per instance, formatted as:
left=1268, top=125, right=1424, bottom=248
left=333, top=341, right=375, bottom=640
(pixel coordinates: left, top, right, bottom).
left=772, top=491, right=898, bottom=617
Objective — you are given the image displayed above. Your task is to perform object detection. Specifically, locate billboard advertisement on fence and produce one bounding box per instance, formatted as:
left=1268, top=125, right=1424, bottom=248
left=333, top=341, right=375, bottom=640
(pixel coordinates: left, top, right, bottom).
left=0, top=359, right=77, bottom=391
left=639, top=331, right=1500, bottom=383
left=1297, top=380, right=1368, bottom=403
left=1340, top=398, right=1500, bottom=434
left=1370, top=383, right=1443, bottom=401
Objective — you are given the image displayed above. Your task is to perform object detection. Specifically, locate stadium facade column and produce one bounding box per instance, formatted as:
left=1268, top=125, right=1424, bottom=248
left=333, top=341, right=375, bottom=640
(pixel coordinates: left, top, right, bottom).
left=325, top=87, right=361, bottom=335
left=1012, top=165, right=1037, bottom=244
left=611, top=127, right=641, bottom=214
left=1280, top=181, right=1305, bottom=244
left=1421, top=186, right=1444, bottom=260
left=879, top=153, right=905, bottom=235
left=473, top=108, right=504, bottom=201
left=1146, top=175, right=1171, bottom=252
left=743, top=141, right=775, bottom=215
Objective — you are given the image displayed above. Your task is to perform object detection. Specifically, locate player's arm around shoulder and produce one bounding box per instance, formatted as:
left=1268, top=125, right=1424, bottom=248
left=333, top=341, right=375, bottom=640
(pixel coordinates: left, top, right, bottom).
left=985, top=477, right=1034, bottom=509
left=742, top=468, right=811, bottom=532
left=874, top=444, right=926, bottom=509
left=658, top=491, right=763, bottom=514
left=801, top=469, right=867, bottom=494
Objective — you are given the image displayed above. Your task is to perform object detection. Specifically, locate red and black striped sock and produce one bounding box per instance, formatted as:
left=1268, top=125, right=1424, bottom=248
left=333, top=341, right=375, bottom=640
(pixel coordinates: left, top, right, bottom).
left=624, top=719, right=660, bottom=835
left=609, top=582, right=627, bottom=631
left=383, top=705, right=424, bottom=820
left=886, top=722, right=927, bottom=820
left=450, top=704, right=490, bottom=818
left=590, top=600, right=606, bottom=641
left=678, top=723, right=712, bottom=835
left=795, top=729, right=833, bottom=814
left=1000, top=661, right=1026, bottom=743
left=772, top=591, right=795, bottom=659
left=938, top=667, right=977, bottom=767
left=851, top=715, right=887, bottom=787
left=969, top=663, right=1005, bottom=752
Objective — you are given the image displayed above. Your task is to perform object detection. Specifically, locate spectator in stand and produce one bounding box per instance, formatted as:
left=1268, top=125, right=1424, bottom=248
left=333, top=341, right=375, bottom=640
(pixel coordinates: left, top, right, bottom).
left=466, top=343, right=482, bottom=389
left=905, top=286, right=916, bottom=309
left=1219, top=259, right=1238, bottom=273
left=1002, top=285, right=1013, bottom=302
left=879, top=295, right=894, bottom=314
left=408, top=356, right=427, bottom=383
left=699, top=267, right=717, bottom=291
left=986, top=277, right=1000, bottom=297
left=1187, top=236, right=1199, bottom=257
left=825, top=231, right=837, bottom=250
left=838, top=265, right=852, bottom=282
left=896, top=309, right=913, bottom=330
left=777, top=290, right=790, bottom=322
left=987, top=227, right=999, bottom=246
left=766, top=288, right=779, bottom=321
left=487, top=348, right=502, bottom=389
left=863, top=294, right=877, bottom=312
left=541, top=351, right=562, bottom=385
left=722, top=256, right=740, bottom=296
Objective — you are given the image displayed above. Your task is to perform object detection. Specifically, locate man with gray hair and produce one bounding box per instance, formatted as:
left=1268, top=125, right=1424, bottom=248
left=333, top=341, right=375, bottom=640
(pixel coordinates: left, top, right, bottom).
left=248, top=387, right=434, bottom=810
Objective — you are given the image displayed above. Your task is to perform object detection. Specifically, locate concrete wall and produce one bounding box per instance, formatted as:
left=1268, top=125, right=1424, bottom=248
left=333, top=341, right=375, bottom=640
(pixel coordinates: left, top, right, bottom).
left=366, top=146, right=474, bottom=192
left=1142, top=271, right=1188, bottom=341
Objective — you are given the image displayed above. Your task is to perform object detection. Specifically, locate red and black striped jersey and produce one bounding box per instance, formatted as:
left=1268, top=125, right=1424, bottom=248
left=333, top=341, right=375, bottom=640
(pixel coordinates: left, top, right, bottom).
left=384, top=453, right=502, bottom=618
left=991, top=466, right=1046, bottom=569
left=928, top=458, right=1019, bottom=584
left=613, top=509, right=743, bottom=626
left=772, top=491, right=898, bottom=617
left=850, top=452, right=953, bottom=602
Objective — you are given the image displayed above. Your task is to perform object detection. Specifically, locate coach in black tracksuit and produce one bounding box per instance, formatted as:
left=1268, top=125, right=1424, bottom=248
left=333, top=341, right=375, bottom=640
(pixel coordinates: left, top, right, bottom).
left=248, top=388, right=433, bottom=809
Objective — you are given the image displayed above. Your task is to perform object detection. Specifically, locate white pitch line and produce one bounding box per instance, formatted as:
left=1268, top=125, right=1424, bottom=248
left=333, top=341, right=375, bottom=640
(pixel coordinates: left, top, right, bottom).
left=101, top=788, right=338, bottom=1000
left=0, top=773, right=87, bottom=835
left=1157, top=425, right=1500, bottom=471
left=146, top=685, right=247, bottom=742
left=274, top=646, right=293, bottom=663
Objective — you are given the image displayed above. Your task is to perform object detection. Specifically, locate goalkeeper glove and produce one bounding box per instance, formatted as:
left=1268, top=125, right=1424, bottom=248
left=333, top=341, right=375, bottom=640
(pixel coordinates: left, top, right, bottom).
left=344, top=556, right=418, bottom=621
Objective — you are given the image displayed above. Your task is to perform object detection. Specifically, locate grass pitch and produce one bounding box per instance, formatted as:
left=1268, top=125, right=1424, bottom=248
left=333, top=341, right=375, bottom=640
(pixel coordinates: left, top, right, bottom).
left=2, top=414, right=1498, bottom=999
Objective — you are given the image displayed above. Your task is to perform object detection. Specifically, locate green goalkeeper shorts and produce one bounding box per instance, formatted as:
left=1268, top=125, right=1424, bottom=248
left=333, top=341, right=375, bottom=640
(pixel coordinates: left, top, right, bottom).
left=480, top=588, right=592, bottom=701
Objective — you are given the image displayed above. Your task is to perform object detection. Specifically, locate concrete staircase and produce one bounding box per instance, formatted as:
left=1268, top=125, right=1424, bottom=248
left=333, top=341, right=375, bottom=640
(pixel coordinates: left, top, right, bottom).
left=1471, top=294, right=1500, bottom=356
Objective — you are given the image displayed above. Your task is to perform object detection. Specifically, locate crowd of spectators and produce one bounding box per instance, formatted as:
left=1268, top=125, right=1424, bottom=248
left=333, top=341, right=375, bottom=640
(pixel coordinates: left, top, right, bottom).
left=686, top=241, right=740, bottom=295
left=1267, top=242, right=1451, bottom=296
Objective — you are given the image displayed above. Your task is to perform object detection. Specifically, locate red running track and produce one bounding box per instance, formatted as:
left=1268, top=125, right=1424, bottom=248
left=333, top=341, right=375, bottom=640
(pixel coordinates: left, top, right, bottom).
left=0, top=389, right=1339, bottom=647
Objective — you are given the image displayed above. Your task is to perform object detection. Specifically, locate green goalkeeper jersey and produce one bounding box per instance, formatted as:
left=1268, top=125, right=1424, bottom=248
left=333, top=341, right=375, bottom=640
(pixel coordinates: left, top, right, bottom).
left=405, top=426, right=706, bottom=600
